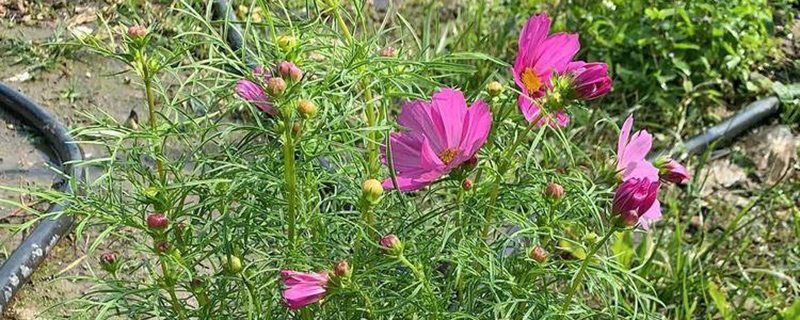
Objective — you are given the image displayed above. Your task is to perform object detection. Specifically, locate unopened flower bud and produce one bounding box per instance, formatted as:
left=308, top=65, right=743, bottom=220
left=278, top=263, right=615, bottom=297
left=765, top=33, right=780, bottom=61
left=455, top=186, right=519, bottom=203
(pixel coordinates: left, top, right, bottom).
left=100, top=252, right=119, bottom=274
left=362, top=179, right=383, bottom=203
left=544, top=182, right=564, bottom=199
left=127, top=25, right=147, bottom=38
left=267, top=77, right=287, bottom=96
left=146, top=213, right=169, bottom=230
left=226, top=256, right=243, bottom=274
left=155, top=241, right=171, bottom=253
left=289, top=66, right=303, bottom=82
left=277, top=35, right=297, bottom=51
left=379, top=234, right=403, bottom=255
left=486, top=81, right=503, bottom=97
left=278, top=61, right=294, bottom=78
left=529, top=246, right=547, bottom=263
left=297, top=100, right=317, bottom=118
left=656, top=158, right=691, bottom=184
left=379, top=47, right=396, bottom=57
left=462, top=178, right=473, bottom=191
left=619, top=210, right=640, bottom=227
left=333, top=260, right=351, bottom=278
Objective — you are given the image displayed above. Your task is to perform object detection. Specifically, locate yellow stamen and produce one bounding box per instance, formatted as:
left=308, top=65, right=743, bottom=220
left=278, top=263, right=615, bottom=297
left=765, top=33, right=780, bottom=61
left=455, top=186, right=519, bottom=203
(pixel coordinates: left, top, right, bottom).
left=438, top=148, right=460, bottom=165
left=521, top=67, right=542, bottom=94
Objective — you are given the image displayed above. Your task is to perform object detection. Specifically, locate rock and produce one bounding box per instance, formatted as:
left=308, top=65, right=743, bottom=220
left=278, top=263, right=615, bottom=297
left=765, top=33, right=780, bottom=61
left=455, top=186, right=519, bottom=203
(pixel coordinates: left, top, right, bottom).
left=700, top=159, right=748, bottom=197
left=745, top=126, right=799, bottom=184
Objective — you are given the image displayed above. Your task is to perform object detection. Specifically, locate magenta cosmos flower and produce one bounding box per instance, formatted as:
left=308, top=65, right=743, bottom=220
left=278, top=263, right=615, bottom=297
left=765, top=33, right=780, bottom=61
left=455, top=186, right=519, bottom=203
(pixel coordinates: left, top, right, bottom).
left=281, top=270, right=329, bottom=309
left=513, top=13, right=579, bottom=127
left=565, top=61, right=612, bottom=100
left=616, top=114, right=659, bottom=182
left=382, top=88, right=491, bottom=192
left=612, top=177, right=661, bottom=229
left=235, top=66, right=279, bottom=116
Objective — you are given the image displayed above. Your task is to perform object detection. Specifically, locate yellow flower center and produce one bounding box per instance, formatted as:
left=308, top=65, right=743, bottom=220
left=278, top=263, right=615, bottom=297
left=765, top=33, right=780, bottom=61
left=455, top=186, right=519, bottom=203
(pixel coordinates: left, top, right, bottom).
left=521, top=67, right=542, bottom=94
left=438, top=148, right=460, bottom=165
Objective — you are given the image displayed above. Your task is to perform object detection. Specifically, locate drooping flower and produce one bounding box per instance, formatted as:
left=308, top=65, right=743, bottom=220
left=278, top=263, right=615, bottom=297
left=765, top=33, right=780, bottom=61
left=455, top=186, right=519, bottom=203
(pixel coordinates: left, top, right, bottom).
left=658, top=158, right=691, bottom=184
left=235, top=67, right=279, bottom=116
left=616, top=114, right=659, bottom=181
left=382, top=88, right=491, bottom=191
left=612, top=177, right=661, bottom=229
left=565, top=61, right=612, bottom=100
left=513, top=13, right=579, bottom=127
left=281, top=270, right=329, bottom=310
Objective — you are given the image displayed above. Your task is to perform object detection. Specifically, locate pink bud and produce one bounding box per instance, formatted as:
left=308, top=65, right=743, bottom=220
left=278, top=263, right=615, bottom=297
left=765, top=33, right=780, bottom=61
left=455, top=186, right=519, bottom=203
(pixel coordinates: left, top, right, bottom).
left=544, top=182, right=564, bottom=199
left=127, top=25, right=147, bottom=38
left=379, top=47, right=396, bottom=57
left=278, top=61, right=294, bottom=78
left=659, top=159, right=691, bottom=184
left=612, top=178, right=660, bottom=227
left=333, top=260, right=350, bottom=277
left=101, top=252, right=117, bottom=264
left=462, top=178, right=473, bottom=191
left=267, top=77, right=287, bottom=96
left=155, top=241, right=171, bottom=252
left=146, top=213, right=169, bottom=230
left=379, top=234, right=402, bottom=254
left=529, top=246, right=547, bottom=263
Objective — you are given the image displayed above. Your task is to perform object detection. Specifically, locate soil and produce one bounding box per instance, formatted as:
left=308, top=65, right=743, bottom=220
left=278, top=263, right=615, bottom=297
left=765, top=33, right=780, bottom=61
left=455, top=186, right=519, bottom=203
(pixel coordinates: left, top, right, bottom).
left=1, top=2, right=143, bottom=317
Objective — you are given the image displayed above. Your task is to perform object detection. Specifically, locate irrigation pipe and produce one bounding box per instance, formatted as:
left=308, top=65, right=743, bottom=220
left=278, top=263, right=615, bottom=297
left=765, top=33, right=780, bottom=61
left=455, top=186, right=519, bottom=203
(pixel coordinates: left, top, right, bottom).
left=0, top=82, right=84, bottom=313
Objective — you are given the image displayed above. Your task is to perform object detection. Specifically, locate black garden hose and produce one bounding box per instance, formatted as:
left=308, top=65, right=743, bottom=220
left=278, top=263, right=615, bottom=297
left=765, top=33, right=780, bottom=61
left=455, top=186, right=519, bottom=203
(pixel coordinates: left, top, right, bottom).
left=0, top=82, right=84, bottom=313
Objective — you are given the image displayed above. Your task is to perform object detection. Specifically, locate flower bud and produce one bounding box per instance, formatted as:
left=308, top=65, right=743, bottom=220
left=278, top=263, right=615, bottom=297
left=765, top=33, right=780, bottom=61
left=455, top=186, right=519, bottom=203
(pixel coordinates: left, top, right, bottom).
left=462, top=178, right=473, bottom=191
left=656, top=158, right=691, bottom=184
left=529, top=246, right=547, bottom=263
left=289, top=65, right=303, bottom=82
left=226, top=256, right=243, bottom=274
left=100, top=252, right=119, bottom=274
left=277, top=35, right=297, bottom=51
left=155, top=240, right=171, bottom=253
left=267, top=77, right=287, bottom=96
left=333, top=260, right=351, bottom=278
left=544, top=182, right=564, bottom=199
left=146, top=213, right=169, bottom=230
left=362, top=179, right=383, bottom=203
left=297, top=100, right=317, bottom=118
left=127, top=25, right=147, bottom=38
left=565, top=61, right=611, bottom=100
left=379, top=234, right=403, bottom=255
left=379, top=47, right=396, bottom=57
left=486, top=81, right=503, bottom=97
left=278, top=61, right=301, bottom=81
left=619, top=210, right=640, bottom=227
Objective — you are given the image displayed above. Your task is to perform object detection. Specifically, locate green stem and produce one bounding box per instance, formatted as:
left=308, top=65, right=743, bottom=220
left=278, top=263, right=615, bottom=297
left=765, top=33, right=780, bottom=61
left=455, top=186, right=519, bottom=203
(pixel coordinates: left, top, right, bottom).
left=328, top=0, right=354, bottom=45
left=354, top=282, right=375, bottom=319
left=161, top=261, right=188, bottom=320
left=454, top=183, right=466, bottom=242
left=561, top=226, right=617, bottom=312
left=283, top=116, right=298, bottom=246
left=480, top=123, right=535, bottom=240
left=143, top=64, right=165, bottom=182
left=360, top=198, right=376, bottom=239
left=397, top=254, right=439, bottom=319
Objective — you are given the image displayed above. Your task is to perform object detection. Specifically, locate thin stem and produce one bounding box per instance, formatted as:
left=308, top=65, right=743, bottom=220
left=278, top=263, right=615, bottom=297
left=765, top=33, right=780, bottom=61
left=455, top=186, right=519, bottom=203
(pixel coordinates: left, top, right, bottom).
left=360, top=198, right=376, bottom=239
left=327, top=0, right=354, bottom=45
left=454, top=183, right=466, bottom=242
left=561, top=226, right=617, bottom=312
left=143, top=65, right=165, bottom=182
left=397, top=254, right=440, bottom=320
left=283, top=116, right=298, bottom=246
left=480, top=123, right=535, bottom=240
left=160, top=260, right=188, bottom=320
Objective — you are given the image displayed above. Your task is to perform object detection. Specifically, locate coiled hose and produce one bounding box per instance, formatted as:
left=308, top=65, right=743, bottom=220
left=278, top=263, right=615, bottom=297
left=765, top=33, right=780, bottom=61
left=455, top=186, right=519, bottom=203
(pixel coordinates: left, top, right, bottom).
left=0, top=82, right=83, bottom=313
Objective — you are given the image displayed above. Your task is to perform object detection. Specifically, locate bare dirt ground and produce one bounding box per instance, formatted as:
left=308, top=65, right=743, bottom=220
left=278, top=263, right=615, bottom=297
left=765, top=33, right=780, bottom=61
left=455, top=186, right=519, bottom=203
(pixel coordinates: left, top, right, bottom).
left=0, top=1, right=798, bottom=319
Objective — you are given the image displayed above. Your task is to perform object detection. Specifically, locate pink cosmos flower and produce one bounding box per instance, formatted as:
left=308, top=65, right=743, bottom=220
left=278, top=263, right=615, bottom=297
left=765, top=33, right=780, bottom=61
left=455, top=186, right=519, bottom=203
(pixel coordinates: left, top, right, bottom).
left=513, top=13, right=579, bottom=127
left=281, top=270, right=329, bottom=310
left=235, top=67, right=279, bottom=116
left=382, top=88, right=491, bottom=191
left=612, top=177, right=661, bottom=229
left=616, top=114, right=659, bottom=182
left=565, top=61, right=612, bottom=100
